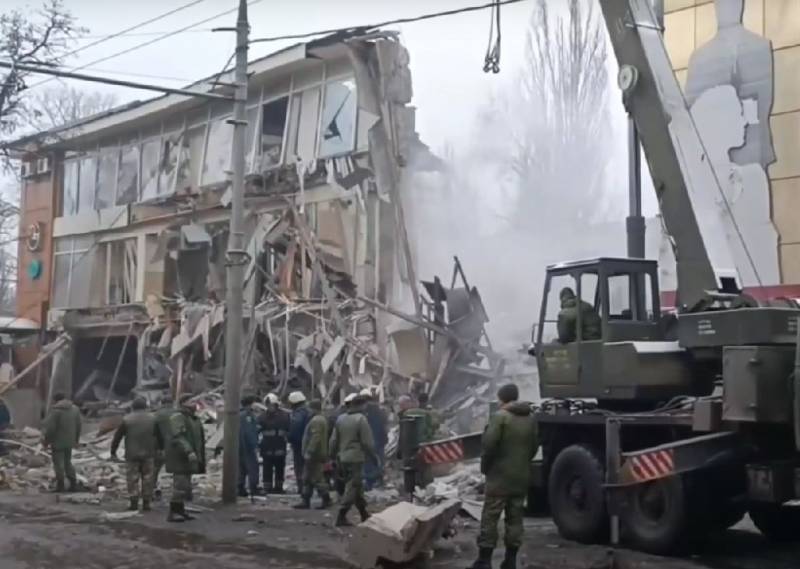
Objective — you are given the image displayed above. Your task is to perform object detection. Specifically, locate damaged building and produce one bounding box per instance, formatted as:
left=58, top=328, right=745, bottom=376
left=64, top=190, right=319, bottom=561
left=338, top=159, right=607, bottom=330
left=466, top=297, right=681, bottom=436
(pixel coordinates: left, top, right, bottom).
left=9, top=30, right=505, bottom=420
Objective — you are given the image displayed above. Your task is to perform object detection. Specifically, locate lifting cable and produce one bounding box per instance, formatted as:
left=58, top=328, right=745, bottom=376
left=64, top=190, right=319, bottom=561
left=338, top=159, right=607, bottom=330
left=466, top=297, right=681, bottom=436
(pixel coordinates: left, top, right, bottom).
left=483, top=0, right=502, bottom=73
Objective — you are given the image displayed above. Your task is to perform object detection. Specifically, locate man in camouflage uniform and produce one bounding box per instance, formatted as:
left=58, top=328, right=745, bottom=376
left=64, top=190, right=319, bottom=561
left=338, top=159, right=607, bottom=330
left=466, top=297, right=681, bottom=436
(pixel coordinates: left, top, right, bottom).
left=469, top=383, right=539, bottom=569
left=43, top=393, right=81, bottom=493
left=294, top=400, right=331, bottom=509
left=330, top=395, right=376, bottom=527
left=111, top=397, right=160, bottom=511
left=152, top=394, right=175, bottom=499
left=165, top=394, right=206, bottom=522
left=557, top=287, right=601, bottom=343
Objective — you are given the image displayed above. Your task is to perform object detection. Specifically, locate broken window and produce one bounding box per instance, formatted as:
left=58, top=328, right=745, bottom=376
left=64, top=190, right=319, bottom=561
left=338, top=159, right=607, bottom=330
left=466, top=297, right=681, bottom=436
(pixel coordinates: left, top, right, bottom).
left=284, top=93, right=302, bottom=164
left=78, top=156, right=97, bottom=213
left=62, top=159, right=79, bottom=216
left=179, top=125, right=205, bottom=191
left=158, top=132, right=183, bottom=196
left=116, top=143, right=140, bottom=205
left=202, top=117, right=233, bottom=186
left=245, top=106, right=258, bottom=173
left=106, top=239, right=138, bottom=305
left=140, top=138, right=161, bottom=201
left=296, top=87, right=321, bottom=162
left=52, top=236, right=96, bottom=308
left=260, top=96, right=289, bottom=170
left=319, top=78, right=357, bottom=158
left=95, top=150, right=117, bottom=210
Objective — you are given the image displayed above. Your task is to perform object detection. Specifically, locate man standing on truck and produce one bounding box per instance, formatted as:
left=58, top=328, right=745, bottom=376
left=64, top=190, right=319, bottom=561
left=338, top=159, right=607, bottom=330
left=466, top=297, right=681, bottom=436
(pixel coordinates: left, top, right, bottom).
left=469, top=383, right=538, bottom=569
left=557, top=287, right=601, bottom=343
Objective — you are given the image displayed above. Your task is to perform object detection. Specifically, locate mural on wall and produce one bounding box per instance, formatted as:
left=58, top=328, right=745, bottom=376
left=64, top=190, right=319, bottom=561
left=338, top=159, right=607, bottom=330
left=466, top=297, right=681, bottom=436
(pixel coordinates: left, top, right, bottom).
left=657, top=0, right=780, bottom=291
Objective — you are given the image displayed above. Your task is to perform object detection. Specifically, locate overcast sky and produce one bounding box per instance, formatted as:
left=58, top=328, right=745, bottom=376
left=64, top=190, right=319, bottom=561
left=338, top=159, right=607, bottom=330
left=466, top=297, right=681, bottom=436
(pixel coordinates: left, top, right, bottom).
left=7, top=0, right=533, bottom=150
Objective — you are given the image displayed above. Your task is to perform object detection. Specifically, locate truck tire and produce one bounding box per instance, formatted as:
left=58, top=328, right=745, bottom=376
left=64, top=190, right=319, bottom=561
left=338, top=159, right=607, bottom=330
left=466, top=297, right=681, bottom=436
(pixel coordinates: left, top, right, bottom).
left=548, top=444, right=608, bottom=543
left=749, top=504, right=800, bottom=542
left=621, top=475, right=688, bottom=555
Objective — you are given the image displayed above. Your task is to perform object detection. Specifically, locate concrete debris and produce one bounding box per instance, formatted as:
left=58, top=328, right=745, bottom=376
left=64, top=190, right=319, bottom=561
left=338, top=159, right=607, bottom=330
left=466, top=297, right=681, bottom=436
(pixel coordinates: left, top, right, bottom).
left=100, top=510, right=141, bottom=521
left=347, top=499, right=462, bottom=569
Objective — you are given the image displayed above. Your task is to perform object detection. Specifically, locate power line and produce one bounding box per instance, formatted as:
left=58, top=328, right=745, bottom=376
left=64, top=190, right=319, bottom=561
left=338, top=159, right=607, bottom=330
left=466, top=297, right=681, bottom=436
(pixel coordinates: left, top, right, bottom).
left=28, top=0, right=262, bottom=91
left=74, top=28, right=216, bottom=41
left=250, top=0, right=528, bottom=44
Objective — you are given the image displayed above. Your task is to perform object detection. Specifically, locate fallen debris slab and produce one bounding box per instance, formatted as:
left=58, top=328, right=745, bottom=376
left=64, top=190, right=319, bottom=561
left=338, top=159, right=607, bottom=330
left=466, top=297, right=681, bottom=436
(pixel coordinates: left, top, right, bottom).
left=347, top=499, right=461, bottom=569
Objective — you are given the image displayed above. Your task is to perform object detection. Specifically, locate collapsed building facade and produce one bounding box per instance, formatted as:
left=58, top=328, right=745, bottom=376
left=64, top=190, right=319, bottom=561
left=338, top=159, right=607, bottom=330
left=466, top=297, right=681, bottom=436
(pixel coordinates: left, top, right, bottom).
left=9, top=31, right=504, bottom=416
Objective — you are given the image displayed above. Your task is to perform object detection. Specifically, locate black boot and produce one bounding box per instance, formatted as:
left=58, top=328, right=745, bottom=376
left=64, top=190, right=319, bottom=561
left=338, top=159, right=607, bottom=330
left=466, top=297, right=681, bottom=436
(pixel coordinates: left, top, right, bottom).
left=128, top=497, right=139, bottom=511
left=142, top=499, right=152, bottom=512
left=179, top=502, right=195, bottom=521
left=293, top=494, right=311, bottom=509
left=335, top=508, right=352, bottom=527
left=167, top=502, right=184, bottom=523
left=357, top=504, right=370, bottom=522
left=316, top=492, right=332, bottom=510
left=52, top=480, right=65, bottom=493
left=500, top=548, right=518, bottom=569
left=468, top=547, right=494, bottom=569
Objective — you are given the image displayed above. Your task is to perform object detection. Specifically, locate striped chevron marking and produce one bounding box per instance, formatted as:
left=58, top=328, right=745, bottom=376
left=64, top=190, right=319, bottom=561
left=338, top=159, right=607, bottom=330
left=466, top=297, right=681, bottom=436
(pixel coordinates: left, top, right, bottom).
left=627, top=449, right=675, bottom=482
left=420, top=440, right=465, bottom=464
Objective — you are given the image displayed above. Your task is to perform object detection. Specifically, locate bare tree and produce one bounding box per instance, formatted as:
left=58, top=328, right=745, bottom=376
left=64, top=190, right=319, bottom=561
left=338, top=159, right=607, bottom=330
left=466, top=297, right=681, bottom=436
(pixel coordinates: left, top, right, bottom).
left=0, top=0, right=83, bottom=147
left=26, top=86, right=117, bottom=132
left=0, top=192, right=19, bottom=314
left=493, top=0, right=614, bottom=229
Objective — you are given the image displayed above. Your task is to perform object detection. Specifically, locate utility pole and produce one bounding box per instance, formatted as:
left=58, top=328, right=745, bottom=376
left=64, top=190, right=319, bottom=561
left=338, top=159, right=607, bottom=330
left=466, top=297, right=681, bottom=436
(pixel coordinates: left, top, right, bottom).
left=221, top=0, right=249, bottom=504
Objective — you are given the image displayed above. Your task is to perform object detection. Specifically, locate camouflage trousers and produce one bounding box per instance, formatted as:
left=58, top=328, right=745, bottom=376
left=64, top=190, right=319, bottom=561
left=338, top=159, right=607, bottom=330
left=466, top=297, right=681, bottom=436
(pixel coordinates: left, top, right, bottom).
left=172, top=473, right=193, bottom=503
left=477, top=495, right=525, bottom=549
left=302, top=459, right=329, bottom=499
left=52, top=448, right=77, bottom=488
left=126, top=458, right=155, bottom=500
left=340, top=462, right=366, bottom=511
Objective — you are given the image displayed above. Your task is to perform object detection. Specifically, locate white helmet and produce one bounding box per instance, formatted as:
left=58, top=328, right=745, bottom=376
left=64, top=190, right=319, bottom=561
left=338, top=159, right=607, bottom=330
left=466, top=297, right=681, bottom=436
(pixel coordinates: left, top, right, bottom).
left=344, top=393, right=357, bottom=404
left=288, top=391, right=307, bottom=405
left=359, top=388, right=372, bottom=397
left=264, top=393, right=279, bottom=405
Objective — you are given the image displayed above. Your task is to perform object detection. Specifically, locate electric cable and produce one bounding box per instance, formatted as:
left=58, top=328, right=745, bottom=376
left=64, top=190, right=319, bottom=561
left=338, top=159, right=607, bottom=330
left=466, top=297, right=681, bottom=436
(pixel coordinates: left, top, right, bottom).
left=249, top=0, right=527, bottom=44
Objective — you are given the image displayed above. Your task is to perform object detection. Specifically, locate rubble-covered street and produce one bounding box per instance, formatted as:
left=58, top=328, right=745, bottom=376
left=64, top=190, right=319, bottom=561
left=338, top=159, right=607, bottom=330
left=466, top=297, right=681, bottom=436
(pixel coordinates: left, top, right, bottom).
left=0, top=492, right=798, bottom=569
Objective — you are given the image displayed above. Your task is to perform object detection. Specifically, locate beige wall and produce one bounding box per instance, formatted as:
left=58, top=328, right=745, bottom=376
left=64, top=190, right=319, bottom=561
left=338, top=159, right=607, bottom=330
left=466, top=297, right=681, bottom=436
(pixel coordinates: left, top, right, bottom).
left=664, top=0, right=800, bottom=282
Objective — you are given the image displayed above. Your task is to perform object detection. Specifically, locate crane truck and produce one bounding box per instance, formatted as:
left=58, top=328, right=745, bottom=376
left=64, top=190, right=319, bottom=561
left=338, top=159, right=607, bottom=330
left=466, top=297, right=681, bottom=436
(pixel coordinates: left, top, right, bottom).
left=407, top=0, right=800, bottom=555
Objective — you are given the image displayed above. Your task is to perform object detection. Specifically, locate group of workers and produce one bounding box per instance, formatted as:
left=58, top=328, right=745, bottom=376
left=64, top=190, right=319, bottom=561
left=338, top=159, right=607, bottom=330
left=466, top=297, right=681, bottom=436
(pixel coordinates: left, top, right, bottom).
left=42, top=380, right=538, bottom=567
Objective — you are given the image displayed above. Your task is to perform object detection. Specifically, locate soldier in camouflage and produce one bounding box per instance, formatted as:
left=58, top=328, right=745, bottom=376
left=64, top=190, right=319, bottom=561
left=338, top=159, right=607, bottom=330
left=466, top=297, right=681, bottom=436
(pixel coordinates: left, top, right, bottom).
left=43, top=393, right=82, bottom=493
left=329, top=395, right=376, bottom=527
left=469, top=383, right=538, bottom=569
left=111, top=397, right=161, bottom=511
left=557, top=287, right=601, bottom=343
left=165, top=394, right=206, bottom=522
left=293, top=400, right=331, bottom=509
left=153, top=393, right=175, bottom=498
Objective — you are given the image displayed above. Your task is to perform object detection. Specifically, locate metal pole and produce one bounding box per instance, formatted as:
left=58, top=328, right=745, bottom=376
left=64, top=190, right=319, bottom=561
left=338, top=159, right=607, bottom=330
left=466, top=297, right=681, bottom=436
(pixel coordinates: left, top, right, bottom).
left=605, top=418, right=622, bottom=546
left=221, top=0, right=249, bottom=504
left=626, top=117, right=645, bottom=259
left=0, top=61, right=233, bottom=101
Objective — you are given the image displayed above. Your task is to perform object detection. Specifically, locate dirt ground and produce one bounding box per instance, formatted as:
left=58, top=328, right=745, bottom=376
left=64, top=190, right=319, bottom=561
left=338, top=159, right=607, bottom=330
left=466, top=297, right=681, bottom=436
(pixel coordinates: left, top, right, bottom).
left=0, top=493, right=798, bottom=569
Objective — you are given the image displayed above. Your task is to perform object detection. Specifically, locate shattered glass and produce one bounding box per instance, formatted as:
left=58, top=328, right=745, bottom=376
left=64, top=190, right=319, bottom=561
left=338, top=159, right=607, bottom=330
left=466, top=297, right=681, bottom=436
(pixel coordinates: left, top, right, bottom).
left=158, top=132, right=183, bottom=196
left=116, top=144, right=140, bottom=206
left=284, top=93, right=302, bottom=163
left=95, top=150, right=117, bottom=210
left=62, top=160, right=79, bottom=216
left=260, top=96, right=289, bottom=170
left=140, top=138, right=161, bottom=202
left=319, top=79, right=357, bottom=158
left=78, top=156, right=97, bottom=213
left=179, top=125, right=205, bottom=191
left=202, top=118, right=233, bottom=186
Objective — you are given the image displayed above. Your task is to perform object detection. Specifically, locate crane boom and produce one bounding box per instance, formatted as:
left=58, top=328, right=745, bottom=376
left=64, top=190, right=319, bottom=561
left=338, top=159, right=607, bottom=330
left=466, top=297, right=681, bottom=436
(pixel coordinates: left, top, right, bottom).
left=598, top=0, right=738, bottom=311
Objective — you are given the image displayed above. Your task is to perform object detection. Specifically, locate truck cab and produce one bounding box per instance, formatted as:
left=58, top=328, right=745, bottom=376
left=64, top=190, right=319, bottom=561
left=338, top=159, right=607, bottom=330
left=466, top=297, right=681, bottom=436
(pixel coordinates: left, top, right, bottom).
left=535, top=258, right=695, bottom=404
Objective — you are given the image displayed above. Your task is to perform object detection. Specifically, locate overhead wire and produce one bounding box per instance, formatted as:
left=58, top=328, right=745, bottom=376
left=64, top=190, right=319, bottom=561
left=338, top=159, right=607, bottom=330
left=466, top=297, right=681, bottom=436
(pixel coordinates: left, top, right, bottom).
left=249, top=0, right=527, bottom=44
left=483, top=0, right=502, bottom=73
left=28, top=0, right=263, bottom=91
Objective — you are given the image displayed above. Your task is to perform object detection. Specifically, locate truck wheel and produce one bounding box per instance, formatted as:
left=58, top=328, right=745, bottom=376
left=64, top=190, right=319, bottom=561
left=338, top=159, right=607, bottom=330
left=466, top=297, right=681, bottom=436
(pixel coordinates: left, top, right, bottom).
left=622, top=475, right=688, bottom=555
left=749, top=504, right=800, bottom=542
left=548, top=444, right=608, bottom=543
